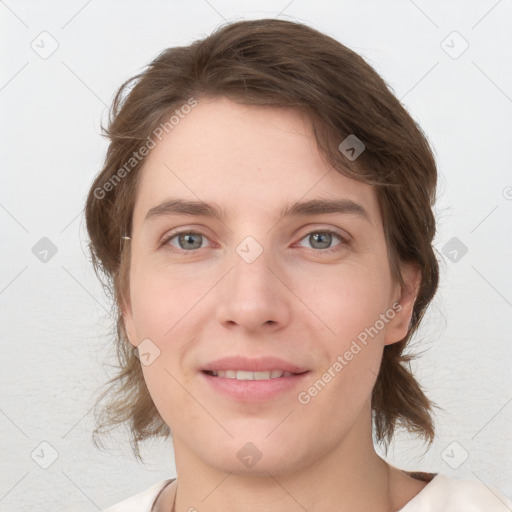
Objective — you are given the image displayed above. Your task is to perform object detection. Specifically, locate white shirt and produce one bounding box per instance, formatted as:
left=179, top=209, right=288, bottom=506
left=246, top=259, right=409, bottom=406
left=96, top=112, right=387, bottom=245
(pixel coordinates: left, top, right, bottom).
left=103, top=473, right=512, bottom=511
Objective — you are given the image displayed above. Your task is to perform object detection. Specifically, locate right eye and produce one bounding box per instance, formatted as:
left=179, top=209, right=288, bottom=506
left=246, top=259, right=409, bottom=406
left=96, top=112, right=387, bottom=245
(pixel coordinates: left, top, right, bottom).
left=163, top=231, right=213, bottom=253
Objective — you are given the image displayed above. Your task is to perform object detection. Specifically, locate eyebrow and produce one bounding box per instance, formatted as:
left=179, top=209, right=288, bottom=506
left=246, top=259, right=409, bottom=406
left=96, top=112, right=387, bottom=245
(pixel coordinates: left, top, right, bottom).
left=145, top=198, right=371, bottom=224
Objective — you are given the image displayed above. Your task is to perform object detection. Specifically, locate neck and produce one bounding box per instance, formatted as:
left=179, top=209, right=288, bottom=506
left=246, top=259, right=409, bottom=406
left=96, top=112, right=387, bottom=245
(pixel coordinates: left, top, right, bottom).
left=169, top=407, right=396, bottom=512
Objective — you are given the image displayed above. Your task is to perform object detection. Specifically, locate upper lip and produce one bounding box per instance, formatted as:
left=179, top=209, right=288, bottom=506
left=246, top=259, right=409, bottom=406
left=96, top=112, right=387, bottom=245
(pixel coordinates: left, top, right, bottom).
left=202, top=356, right=308, bottom=374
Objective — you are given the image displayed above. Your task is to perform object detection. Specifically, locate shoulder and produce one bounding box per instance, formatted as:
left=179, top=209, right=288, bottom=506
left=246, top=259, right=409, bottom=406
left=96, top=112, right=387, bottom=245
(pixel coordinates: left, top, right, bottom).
left=399, top=473, right=512, bottom=512
left=103, top=479, right=175, bottom=512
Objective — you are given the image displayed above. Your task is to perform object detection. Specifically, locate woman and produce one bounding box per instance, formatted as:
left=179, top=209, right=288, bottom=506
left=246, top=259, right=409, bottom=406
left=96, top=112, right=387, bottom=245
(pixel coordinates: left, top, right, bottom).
left=86, top=18, right=511, bottom=512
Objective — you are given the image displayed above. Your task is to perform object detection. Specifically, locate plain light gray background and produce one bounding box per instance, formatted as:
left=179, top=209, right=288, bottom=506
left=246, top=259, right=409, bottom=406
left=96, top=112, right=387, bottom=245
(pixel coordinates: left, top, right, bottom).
left=1, top=1, right=511, bottom=510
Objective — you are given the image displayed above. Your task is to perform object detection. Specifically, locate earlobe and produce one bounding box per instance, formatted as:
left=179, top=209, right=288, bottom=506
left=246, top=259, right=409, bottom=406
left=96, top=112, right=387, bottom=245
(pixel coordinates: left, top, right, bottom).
left=384, top=263, right=421, bottom=346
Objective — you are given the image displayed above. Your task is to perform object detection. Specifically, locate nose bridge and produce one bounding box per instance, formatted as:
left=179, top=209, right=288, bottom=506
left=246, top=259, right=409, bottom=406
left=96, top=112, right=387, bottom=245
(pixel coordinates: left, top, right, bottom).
left=231, top=232, right=276, bottom=295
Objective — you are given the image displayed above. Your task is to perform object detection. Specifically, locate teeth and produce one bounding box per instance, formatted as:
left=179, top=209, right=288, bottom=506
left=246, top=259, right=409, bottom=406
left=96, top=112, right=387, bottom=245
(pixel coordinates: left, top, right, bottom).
left=209, top=370, right=295, bottom=380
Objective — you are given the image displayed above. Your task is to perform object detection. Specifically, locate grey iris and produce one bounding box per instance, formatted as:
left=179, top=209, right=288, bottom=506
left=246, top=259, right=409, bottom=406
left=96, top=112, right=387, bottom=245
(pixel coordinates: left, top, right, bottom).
left=179, top=233, right=203, bottom=250
left=309, top=232, right=332, bottom=249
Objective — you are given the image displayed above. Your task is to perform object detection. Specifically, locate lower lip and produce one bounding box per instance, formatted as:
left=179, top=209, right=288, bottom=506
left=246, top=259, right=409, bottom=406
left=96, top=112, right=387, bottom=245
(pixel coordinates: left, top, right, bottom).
left=200, top=371, right=310, bottom=402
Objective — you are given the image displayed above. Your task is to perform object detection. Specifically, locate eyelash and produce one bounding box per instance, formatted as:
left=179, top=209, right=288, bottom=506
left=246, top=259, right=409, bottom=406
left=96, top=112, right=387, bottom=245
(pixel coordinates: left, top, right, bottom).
left=161, top=228, right=349, bottom=256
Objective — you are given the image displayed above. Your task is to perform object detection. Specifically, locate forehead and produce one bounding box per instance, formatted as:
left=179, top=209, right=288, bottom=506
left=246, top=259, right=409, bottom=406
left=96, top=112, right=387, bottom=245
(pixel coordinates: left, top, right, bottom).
left=133, top=97, right=381, bottom=225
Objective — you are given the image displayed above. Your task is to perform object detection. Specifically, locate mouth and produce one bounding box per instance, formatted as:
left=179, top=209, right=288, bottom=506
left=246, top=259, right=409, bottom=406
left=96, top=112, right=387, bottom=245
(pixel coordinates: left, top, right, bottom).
left=200, top=357, right=310, bottom=401
left=202, top=369, right=300, bottom=380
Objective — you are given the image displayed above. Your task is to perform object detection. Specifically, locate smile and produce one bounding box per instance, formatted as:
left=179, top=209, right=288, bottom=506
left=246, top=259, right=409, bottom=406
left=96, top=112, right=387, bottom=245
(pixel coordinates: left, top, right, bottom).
left=204, top=369, right=296, bottom=380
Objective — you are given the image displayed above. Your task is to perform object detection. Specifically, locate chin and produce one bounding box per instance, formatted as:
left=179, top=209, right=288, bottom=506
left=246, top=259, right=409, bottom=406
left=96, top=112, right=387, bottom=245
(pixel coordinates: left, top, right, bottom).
left=201, top=436, right=310, bottom=477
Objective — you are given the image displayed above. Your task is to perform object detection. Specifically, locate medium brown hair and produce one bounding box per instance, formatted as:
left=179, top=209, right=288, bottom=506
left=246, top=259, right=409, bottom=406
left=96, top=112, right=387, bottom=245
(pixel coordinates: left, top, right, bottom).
left=86, top=18, right=440, bottom=461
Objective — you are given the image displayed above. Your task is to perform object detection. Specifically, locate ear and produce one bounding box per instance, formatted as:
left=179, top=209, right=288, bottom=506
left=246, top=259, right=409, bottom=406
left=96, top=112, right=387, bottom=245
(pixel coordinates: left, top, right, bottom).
left=384, top=262, right=421, bottom=346
left=121, top=294, right=138, bottom=348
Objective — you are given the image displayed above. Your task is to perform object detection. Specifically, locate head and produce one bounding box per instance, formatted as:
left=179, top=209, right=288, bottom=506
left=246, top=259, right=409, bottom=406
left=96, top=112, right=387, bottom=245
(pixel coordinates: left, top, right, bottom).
left=86, top=18, right=439, bottom=467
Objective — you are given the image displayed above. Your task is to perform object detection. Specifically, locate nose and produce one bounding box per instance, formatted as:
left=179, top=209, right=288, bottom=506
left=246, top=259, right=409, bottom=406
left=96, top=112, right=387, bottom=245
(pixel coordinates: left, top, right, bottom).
left=215, top=240, right=291, bottom=333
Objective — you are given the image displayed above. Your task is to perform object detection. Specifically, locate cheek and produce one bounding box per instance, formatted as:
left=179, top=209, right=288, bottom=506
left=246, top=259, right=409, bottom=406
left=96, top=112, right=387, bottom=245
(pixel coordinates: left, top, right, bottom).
left=297, top=295, right=386, bottom=436
left=294, top=258, right=392, bottom=405
left=295, top=337, right=381, bottom=445
left=140, top=362, right=203, bottom=434
left=129, top=260, right=204, bottom=339
left=297, top=258, right=393, bottom=342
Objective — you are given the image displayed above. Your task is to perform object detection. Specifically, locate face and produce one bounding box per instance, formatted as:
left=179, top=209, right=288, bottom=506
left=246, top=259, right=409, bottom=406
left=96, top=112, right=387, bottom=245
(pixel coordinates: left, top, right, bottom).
left=123, top=97, right=419, bottom=476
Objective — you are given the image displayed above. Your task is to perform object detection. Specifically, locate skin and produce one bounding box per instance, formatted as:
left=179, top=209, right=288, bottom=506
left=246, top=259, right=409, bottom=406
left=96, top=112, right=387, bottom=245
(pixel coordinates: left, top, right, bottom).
left=123, top=97, right=426, bottom=512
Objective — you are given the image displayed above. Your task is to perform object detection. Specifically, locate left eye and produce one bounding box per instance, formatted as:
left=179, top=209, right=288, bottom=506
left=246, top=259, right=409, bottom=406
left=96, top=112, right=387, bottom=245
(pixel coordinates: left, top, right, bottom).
left=296, top=230, right=346, bottom=251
